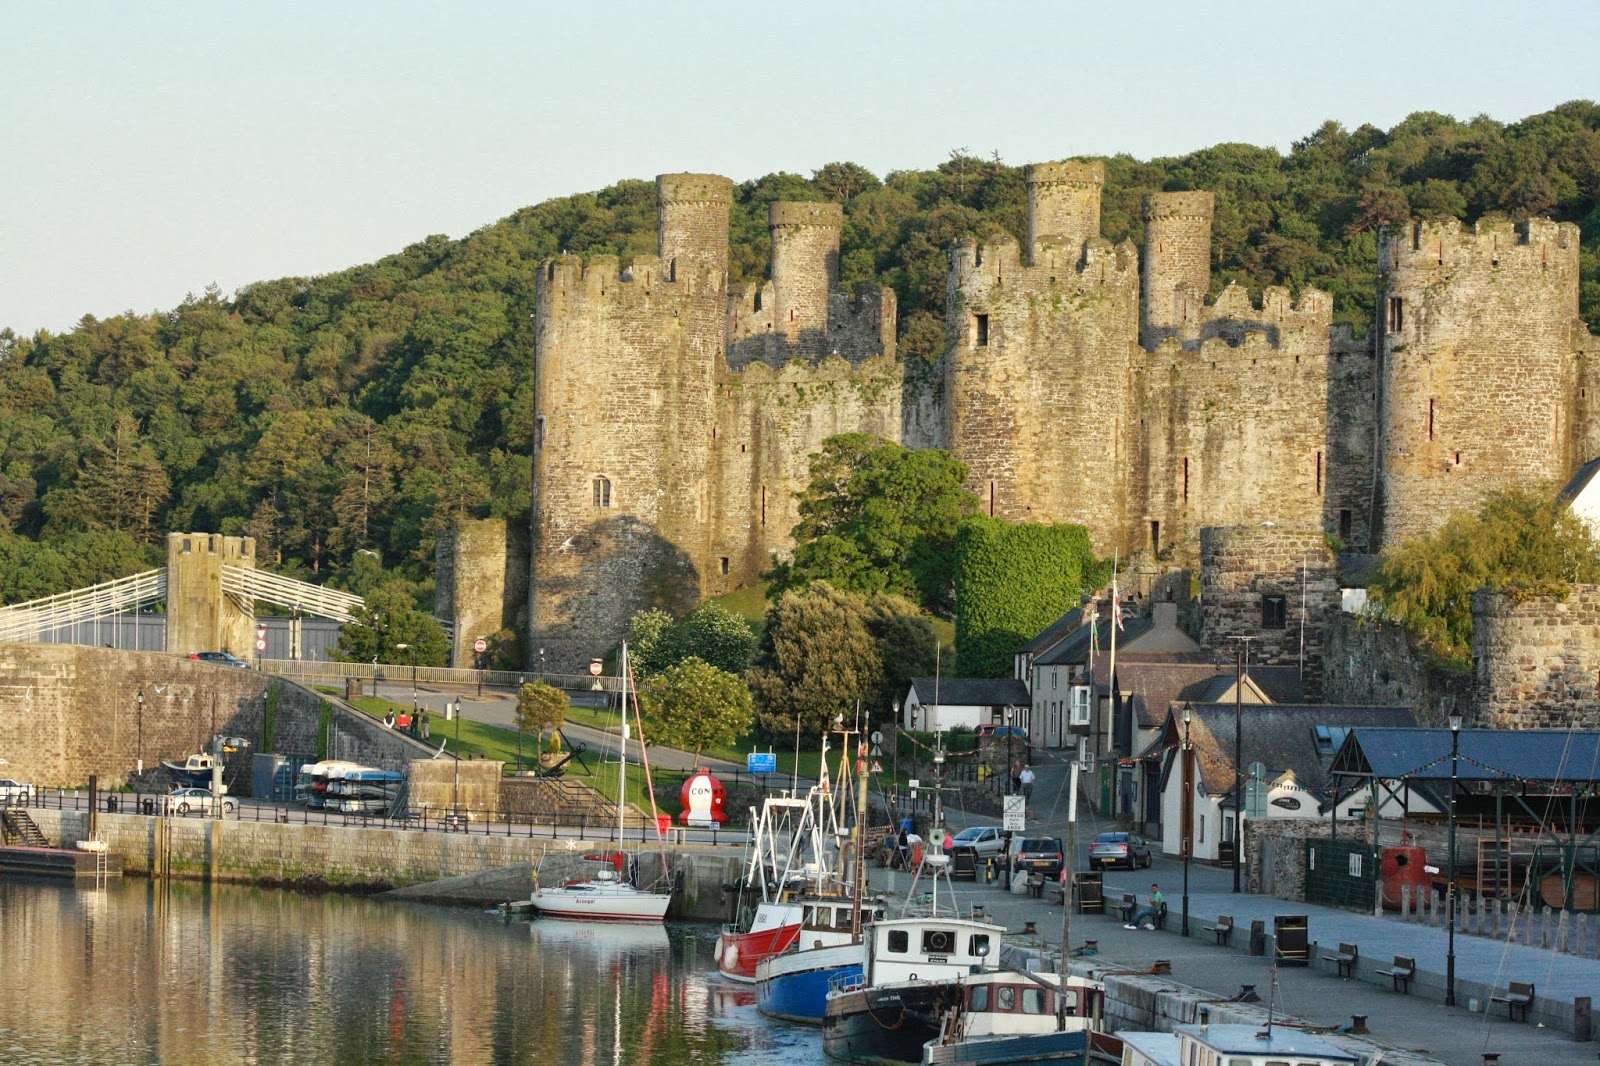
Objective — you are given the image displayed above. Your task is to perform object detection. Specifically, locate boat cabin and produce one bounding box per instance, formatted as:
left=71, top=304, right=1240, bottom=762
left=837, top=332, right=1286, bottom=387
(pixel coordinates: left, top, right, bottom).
left=863, top=916, right=1001, bottom=986
left=1122, top=1024, right=1360, bottom=1066
left=797, top=898, right=885, bottom=948
left=942, top=971, right=1103, bottom=1041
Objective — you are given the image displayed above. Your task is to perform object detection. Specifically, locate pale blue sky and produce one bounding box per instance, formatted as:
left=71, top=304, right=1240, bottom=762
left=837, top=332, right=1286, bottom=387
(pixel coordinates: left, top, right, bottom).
left=3, top=0, right=1596, bottom=335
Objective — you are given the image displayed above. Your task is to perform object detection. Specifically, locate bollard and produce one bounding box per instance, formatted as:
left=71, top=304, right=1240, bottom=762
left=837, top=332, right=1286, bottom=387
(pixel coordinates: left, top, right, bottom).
left=1481, top=1055, right=1500, bottom=1066
left=1576, top=996, right=1592, bottom=1042
left=1236, top=985, right=1260, bottom=1003
left=1349, top=1015, right=1369, bottom=1034
left=1023, top=921, right=1037, bottom=936
left=1249, top=919, right=1266, bottom=957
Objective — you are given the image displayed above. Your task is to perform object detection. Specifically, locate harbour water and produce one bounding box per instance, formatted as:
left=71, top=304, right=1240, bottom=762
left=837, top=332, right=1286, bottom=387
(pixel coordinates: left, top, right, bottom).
left=0, top=878, right=821, bottom=1065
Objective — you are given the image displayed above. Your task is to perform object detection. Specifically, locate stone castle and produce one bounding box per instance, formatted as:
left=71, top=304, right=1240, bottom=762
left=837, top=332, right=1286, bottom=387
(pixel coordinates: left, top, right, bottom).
left=438, top=164, right=1600, bottom=671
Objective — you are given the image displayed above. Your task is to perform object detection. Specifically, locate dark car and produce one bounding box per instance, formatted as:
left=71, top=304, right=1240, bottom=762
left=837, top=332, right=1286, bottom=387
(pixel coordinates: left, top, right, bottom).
left=1088, top=831, right=1152, bottom=870
left=1011, top=835, right=1065, bottom=878
left=190, top=651, right=250, bottom=668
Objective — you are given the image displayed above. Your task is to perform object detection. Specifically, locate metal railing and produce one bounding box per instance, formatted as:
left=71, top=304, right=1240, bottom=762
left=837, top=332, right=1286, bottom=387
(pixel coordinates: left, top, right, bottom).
left=0, top=569, right=167, bottom=642
left=222, top=565, right=365, bottom=624
left=259, top=658, right=630, bottom=693
left=18, top=788, right=749, bottom=848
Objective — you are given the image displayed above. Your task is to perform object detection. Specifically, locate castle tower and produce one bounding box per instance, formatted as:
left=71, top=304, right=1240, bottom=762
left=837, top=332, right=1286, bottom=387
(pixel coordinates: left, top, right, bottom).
left=658, top=173, right=733, bottom=292
left=1376, top=217, right=1585, bottom=547
left=1024, top=161, right=1104, bottom=266
left=165, top=533, right=256, bottom=657
left=770, top=201, right=842, bottom=354
left=1142, top=191, right=1214, bottom=345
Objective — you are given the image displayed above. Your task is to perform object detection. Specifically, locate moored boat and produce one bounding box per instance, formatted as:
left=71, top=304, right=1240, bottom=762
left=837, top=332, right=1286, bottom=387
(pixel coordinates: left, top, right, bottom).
left=921, top=970, right=1104, bottom=1065
left=755, top=894, right=886, bottom=1024
left=1119, top=1023, right=1360, bottom=1066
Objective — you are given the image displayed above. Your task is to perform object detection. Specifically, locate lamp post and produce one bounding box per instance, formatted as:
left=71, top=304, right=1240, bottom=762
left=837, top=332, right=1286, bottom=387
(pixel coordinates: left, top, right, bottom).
left=135, top=689, right=145, bottom=776
left=892, top=700, right=900, bottom=811
left=1182, top=703, right=1193, bottom=938
left=1005, top=708, right=1015, bottom=794
left=1446, top=709, right=1462, bottom=1006
left=1231, top=635, right=1253, bottom=894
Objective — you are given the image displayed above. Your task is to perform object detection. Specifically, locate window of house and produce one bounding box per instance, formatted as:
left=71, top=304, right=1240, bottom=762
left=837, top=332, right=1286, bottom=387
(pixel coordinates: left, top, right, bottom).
left=593, top=476, right=612, bottom=508
left=974, top=314, right=989, bottom=347
left=1387, top=296, right=1403, bottom=332
left=1261, top=594, right=1287, bottom=629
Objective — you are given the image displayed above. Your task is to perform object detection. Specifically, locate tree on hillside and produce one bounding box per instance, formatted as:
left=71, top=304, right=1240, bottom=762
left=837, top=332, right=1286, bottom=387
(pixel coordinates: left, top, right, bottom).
left=637, top=657, right=752, bottom=762
left=768, top=434, right=980, bottom=616
left=651, top=602, right=758, bottom=677
left=747, top=582, right=936, bottom=740
left=954, top=518, right=1109, bottom=677
left=1369, top=487, right=1600, bottom=666
left=515, top=680, right=570, bottom=751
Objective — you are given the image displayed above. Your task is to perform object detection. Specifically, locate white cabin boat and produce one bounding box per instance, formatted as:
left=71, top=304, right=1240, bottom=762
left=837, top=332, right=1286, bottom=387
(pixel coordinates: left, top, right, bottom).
left=1120, top=1024, right=1361, bottom=1066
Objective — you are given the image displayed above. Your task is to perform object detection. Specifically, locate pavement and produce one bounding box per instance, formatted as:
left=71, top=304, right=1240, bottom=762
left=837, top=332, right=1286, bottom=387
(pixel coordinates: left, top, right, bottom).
left=898, top=749, right=1600, bottom=1066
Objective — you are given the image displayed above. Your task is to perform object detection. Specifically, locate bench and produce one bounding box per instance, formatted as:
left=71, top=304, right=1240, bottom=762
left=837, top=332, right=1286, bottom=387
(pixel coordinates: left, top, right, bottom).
left=1374, top=955, right=1415, bottom=994
left=1044, top=878, right=1065, bottom=905
left=1113, top=892, right=1139, bottom=924
left=1489, top=981, right=1534, bottom=1022
left=1320, top=941, right=1358, bottom=978
left=1204, top=915, right=1234, bottom=947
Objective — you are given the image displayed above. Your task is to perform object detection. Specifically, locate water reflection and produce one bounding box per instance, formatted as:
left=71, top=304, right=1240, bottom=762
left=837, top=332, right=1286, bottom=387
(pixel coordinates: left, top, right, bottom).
left=0, top=879, right=820, bottom=1065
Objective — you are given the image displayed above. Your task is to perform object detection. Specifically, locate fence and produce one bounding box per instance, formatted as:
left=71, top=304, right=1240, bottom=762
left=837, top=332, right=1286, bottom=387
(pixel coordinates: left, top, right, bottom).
left=10, top=788, right=748, bottom=849
left=260, top=658, right=625, bottom=694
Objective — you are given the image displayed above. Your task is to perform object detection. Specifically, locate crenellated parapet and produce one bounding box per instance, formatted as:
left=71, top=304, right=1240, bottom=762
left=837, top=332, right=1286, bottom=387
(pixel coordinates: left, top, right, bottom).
left=1024, top=160, right=1105, bottom=266
left=1142, top=191, right=1215, bottom=344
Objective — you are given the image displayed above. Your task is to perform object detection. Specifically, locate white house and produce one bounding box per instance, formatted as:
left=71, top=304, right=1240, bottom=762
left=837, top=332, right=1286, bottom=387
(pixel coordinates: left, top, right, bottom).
left=1560, top=456, right=1600, bottom=536
left=1152, top=703, right=1434, bottom=862
left=903, top=677, right=1032, bottom=734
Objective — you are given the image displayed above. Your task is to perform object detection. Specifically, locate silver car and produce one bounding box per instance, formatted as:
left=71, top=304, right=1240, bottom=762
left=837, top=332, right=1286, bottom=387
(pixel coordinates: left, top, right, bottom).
left=948, top=825, right=1006, bottom=857
left=162, top=788, right=237, bottom=816
left=0, top=779, right=33, bottom=806
left=1088, top=831, right=1152, bottom=870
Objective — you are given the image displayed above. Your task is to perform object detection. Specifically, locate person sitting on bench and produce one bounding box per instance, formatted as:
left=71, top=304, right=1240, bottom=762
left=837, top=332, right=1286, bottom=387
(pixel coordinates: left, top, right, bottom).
left=1125, top=883, right=1164, bottom=930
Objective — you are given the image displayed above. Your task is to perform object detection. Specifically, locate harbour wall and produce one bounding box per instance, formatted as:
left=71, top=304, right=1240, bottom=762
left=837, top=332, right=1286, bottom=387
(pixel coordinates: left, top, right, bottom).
left=27, top=808, right=743, bottom=921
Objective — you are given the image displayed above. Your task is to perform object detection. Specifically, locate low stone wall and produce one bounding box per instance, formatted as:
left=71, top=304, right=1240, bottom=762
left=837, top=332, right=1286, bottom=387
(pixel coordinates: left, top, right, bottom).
left=26, top=807, right=741, bottom=920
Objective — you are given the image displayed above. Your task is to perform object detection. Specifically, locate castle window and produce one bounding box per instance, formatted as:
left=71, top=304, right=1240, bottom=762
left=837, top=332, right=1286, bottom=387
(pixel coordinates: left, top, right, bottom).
left=1150, top=520, right=1161, bottom=556
left=1261, top=595, right=1287, bottom=629
left=593, top=476, right=612, bottom=508
left=974, top=314, right=989, bottom=347
left=1454, top=451, right=1461, bottom=466
left=1315, top=451, right=1323, bottom=496
left=988, top=480, right=996, bottom=516
left=1182, top=457, right=1189, bottom=502
left=1339, top=509, right=1352, bottom=541
left=535, top=416, right=546, bottom=450
left=1427, top=398, right=1436, bottom=441
left=1387, top=296, right=1403, bottom=332
left=720, top=557, right=730, bottom=576
left=761, top=486, right=767, bottom=526
left=753, top=291, right=762, bottom=311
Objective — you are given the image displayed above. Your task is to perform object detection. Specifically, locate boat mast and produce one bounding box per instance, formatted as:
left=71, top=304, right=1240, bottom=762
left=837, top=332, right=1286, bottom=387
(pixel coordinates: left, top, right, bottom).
left=853, top=710, right=870, bottom=939
left=618, top=641, right=629, bottom=847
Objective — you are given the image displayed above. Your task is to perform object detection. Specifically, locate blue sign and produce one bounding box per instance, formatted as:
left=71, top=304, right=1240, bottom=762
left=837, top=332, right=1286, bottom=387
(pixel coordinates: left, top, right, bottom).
left=747, top=752, right=778, bottom=774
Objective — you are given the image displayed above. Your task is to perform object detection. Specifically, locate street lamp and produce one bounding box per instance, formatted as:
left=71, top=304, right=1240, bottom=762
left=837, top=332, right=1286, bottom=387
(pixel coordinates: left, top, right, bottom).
left=1231, top=635, right=1253, bottom=894
left=1182, top=702, right=1193, bottom=938
left=135, top=689, right=145, bottom=776
left=395, top=643, right=416, bottom=715
left=1446, top=709, right=1462, bottom=1006
left=1005, top=707, right=1016, bottom=794
left=891, top=700, right=901, bottom=809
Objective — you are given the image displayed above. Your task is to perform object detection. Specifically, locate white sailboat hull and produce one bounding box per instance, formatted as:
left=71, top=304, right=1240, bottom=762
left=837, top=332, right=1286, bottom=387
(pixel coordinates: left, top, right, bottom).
left=531, top=880, right=671, bottom=922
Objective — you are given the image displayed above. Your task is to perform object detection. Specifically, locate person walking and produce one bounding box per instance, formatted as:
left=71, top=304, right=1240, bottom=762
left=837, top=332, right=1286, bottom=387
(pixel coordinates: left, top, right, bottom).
left=1019, top=764, right=1036, bottom=802
left=1125, top=883, right=1164, bottom=930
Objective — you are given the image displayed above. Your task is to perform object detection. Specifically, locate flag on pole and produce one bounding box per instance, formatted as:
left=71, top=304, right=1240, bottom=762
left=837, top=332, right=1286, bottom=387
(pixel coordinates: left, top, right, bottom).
left=1085, top=600, right=1100, bottom=654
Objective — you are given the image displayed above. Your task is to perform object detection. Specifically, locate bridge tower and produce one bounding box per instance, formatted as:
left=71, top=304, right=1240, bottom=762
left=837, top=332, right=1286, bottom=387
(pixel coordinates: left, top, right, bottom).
left=166, top=533, right=257, bottom=656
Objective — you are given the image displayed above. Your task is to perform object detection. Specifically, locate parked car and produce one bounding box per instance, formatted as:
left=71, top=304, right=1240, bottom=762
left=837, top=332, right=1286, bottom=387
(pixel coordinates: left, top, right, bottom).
left=1010, top=835, right=1065, bottom=878
left=0, top=779, right=34, bottom=805
left=162, top=788, right=237, bottom=816
left=947, top=825, right=1006, bottom=857
left=1088, top=831, right=1152, bottom=870
left=189, top=651, right=250, bottom=668
left=975, top=724, right=1027, bottom=739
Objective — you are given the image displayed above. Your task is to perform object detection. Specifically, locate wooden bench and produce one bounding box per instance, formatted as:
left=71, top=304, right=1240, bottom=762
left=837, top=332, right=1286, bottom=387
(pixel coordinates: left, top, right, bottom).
left=1204, top=915, right=1234, bottom=946
left=1374, top=955, right=1415, bottom=994
left=1489, top=981, right=1534, bottom=1021
left=1320, top=942, right=1358, bottom=978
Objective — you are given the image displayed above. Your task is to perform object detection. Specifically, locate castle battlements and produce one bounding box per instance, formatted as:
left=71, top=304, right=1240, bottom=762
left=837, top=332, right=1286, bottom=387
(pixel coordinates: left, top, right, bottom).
left=1385, top=215, right=1582, bottom=275
left=949, top=233, right=1139, bottom=296
left=539, top=253, right=691, bottom=305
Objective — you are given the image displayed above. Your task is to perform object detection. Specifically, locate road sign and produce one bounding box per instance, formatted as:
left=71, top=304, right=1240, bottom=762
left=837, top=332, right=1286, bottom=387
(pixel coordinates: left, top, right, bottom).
left=1003, top=794, right=1026, bottom=832
left=870, top=760, right=882, bottom=774
left=473, top=637, right=488, bottom=653
left=746, top=752, right=778, bottom=774
left=870, top=730, right=883, bottom=746
left=869, top=744, right=882, bottom=757
left=255, top=638, right=266, bottom=651
left=589, top=659, right=603, bottom=676
left=255, top=626, right=267, bottom=640
left=908, top=778, right=920, bottom=790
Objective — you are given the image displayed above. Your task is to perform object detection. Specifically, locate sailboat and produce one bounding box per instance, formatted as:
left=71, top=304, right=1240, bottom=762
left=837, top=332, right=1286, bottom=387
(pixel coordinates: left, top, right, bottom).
left=529, top=642, right=673, bottom=922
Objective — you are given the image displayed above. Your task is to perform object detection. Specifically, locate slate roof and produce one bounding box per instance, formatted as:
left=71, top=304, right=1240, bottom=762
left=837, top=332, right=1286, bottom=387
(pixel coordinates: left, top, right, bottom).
left=1157, top=704, right=1417, bottom=799
left=908, top=677, right=1032, bottom=708
left=1035, top=617, right=1155, bottom=665
left=1558, top=455, right=1600, bottom=507
left=1329, top=727, right=1600, bottom=783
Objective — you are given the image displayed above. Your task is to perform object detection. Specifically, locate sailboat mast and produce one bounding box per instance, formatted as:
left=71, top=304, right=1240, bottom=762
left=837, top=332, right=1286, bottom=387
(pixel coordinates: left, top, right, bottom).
left=618, top=641, right=629, bottom=842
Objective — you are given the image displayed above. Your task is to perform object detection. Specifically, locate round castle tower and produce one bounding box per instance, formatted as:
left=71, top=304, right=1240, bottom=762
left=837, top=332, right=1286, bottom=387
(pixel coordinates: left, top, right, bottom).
left=1377, top=217, right=1584, bottom=547
left=658, top=173, right=734, bottom=293
left=770, top=201, right=842, bottom=350
left=1142, top=191, right=1214, bottom=345
left=1024, top=161, right=1104, bottom=264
